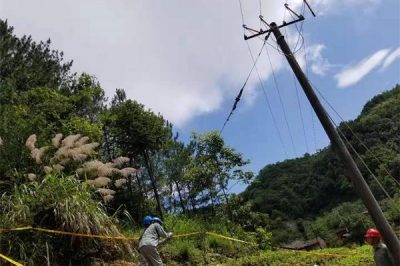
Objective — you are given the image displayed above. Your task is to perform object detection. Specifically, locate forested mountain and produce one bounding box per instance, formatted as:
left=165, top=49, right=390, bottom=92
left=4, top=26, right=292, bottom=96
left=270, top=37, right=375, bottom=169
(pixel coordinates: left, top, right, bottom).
left=242, top=84, right=400, bottom=219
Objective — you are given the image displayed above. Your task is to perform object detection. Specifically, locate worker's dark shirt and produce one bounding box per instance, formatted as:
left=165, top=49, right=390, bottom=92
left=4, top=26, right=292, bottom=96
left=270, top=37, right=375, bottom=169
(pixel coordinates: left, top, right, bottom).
left=374, top=243, right=394, bottom=266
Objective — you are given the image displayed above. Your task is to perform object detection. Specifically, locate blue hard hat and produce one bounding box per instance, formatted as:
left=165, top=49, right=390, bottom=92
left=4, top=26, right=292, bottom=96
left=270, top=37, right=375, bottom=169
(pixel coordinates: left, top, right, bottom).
left=152, top=217, right=162, bottom=225
left=143, top=216, right=153, bottom=226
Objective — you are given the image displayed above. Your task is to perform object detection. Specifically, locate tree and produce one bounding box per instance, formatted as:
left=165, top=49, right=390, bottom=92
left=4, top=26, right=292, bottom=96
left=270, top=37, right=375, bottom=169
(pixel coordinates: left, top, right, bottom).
left=0, top=19, right=74, bottom=92
left=185, top=131, right=253, bottom=213
left=106, top=92, right=172, bottom=218
left=162, top=137, right=193, bottom=213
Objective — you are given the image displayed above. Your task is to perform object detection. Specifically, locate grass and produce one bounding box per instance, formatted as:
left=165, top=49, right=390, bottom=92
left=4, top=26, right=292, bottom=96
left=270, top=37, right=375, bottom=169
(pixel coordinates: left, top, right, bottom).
left=227, top=245, right=374, bottom=266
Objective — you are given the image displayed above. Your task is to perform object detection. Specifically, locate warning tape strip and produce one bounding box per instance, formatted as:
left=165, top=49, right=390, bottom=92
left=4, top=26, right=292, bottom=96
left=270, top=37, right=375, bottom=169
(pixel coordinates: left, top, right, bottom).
left=0, top=253, right=24, bottom=266
left=282, top=249, right=371, bottom=258
left=0, top=226, right=365, bottom=264
left=34, top=228, right=139, bottom=241
left=0, top=227, right=251, bottom=244
left=206, top=232, right=257, bottom=245
left=0, top=226, right=33, bottom=232
left=173, top=232, right=202, bottom=238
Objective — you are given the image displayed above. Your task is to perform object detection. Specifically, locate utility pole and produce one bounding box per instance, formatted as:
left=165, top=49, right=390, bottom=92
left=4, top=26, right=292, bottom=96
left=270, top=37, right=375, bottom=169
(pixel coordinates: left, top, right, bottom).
left=243, top=4, right=399, bottom=263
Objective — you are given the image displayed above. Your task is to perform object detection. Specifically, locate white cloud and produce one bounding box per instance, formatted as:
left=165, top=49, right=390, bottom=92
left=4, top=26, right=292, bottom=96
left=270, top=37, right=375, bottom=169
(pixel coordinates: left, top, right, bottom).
left=0, top=0, right=291, bottom=126
left=335, top=49, right=391, bottom=88
left=0, top=0, right=383, bottom=126
left=291, top=0, right=380, bottom=15
left=381, top=47, right=400, bottom=70
left=306, top=44, right=333, bottom=76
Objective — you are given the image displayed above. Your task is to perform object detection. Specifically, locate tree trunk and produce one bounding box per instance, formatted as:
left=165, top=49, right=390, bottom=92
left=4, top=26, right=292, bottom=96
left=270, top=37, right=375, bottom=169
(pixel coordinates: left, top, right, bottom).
left=174, top=181, right=186, bottom=213
left=142, top=150, right=163, bottom=219
left=187, top=183, right=197, bottom=212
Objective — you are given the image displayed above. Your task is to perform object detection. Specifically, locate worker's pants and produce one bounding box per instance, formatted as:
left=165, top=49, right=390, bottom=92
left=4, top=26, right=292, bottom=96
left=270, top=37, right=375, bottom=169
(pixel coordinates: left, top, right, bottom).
left=139, top=245, right=163, bottom=266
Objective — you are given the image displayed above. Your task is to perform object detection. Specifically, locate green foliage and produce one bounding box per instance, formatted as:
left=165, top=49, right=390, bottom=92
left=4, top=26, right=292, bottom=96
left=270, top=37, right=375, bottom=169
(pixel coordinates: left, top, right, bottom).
left=164, top=240, right=203, bottom=265
left=304, top=201, right=373, bottom=246
left=384, top=193, right=400, bottom=224
left=62, top=116, right=103, bottom=142
left=255, top=227, right=272, bottom=250
left=0, top=174, right=132, bottom=265
left=241, top=85, right=400, bottom=245
left=184, top=131, right=253, bottom=209
left=108, top=97, right=172, bottom=157
left=230, top=245, right=374, bottom=266
left=0, top=19, right=74, bottom=92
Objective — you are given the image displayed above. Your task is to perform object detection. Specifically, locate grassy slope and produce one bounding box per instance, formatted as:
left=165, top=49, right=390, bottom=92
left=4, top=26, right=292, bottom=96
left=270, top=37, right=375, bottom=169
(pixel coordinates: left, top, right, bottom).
left=225, top=245, right=374, bottom=266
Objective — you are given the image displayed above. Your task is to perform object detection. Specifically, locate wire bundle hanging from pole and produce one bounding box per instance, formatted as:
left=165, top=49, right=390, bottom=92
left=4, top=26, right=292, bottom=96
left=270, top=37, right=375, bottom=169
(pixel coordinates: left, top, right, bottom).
left=220, top=40, right=266, bottom=134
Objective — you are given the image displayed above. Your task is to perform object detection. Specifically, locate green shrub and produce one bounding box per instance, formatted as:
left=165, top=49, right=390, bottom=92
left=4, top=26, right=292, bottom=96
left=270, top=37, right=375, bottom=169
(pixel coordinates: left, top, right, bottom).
left=0, top=174, right=133, bottom=265
left=232, top=245, right=374, bottom=266
left=164, top=240, right=203, bottom=265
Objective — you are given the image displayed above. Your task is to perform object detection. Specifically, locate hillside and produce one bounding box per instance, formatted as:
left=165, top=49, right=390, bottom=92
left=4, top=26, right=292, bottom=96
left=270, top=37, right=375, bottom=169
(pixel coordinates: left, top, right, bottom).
left=241, top=85, right=400, bottom=243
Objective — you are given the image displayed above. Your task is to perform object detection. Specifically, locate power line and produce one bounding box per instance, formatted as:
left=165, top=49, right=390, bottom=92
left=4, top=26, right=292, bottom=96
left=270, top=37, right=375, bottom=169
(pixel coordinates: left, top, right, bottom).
left=220, top=41, right=266, bottom=134
left=265, top=44, right=298, bottom=156
left=298, top=21, right=317, bottom=153
left=283, top=3, right=309, bottom=154
left=312, top=83, right=400, bottom=188
left=238, top=0, right=245, bottom=26
left=332, top=116, right=393, bottom=200
left=246, top=41, right=289, bottom=158
left=293, top=74, right=309, bottom=153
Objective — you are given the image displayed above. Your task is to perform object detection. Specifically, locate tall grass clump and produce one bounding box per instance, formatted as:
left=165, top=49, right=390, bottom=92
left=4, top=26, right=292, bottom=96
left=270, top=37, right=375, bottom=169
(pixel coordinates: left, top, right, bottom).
left=25, top=133, right=138, bottom=204
left=0, top=174, right=133, bottom=265
left=160, top=214, right=265, bottom=265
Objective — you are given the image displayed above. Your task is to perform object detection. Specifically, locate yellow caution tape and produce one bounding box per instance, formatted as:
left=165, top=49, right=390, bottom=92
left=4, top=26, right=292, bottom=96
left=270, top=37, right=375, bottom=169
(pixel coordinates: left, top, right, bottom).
left=283, top=249, right=370, bottom=258
left=206, top=232, right=257, bottom=245
left=0, top=252, right=24, bottom=266
left=0, top=226, right=32, bottom=232
left=0, top=226, right=255, bottom=246
left=173, top=232, right=202, bottom=238
left=34, top=228, right=139, bottom=241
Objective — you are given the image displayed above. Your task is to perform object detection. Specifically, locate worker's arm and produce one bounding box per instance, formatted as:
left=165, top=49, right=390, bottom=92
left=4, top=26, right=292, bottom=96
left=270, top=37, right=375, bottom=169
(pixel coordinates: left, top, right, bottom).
left=155, top=223, right=172, bottom=239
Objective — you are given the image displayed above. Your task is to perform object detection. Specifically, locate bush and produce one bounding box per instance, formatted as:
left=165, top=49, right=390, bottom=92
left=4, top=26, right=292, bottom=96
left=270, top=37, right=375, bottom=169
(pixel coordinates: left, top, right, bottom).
left=164, top=240, right=203, bottom=265
left=232, top=245, right=374, bottom=266
left=0, top=174, right=133, bottom=265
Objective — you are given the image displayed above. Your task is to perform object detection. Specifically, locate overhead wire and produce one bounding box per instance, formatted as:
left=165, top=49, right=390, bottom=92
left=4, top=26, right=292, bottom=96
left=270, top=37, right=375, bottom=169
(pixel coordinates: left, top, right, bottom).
left=265, top=41, right=298, bottom=157
left=303, top=81, right=394, bottom=200
left=283, top=1, right=396, bottom=196
left=246, top=41, right=289, bottom=158
left=293, top=75, right=310, bottom=153
left=305, top=81, right=400, bottom=201
left=336, top=125, right=393, bottom=200
left=219, top=38, right=266, bottom=134
left=300, top=30, right=318, bottom=153
left=234, top=0, right=289, bottom=157
left=324, top=112, right=393, bottom=200
left=311, top=82, right=400, bottom=188
left=283, top=1, right=310, bottom=154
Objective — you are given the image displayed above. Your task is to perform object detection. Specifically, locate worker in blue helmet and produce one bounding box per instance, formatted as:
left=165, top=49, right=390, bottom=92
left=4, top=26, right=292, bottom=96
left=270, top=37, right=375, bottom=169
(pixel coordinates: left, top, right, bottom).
left=138, top=216, right=172, bottom=266
left=143, top=216, right=153, bottom=227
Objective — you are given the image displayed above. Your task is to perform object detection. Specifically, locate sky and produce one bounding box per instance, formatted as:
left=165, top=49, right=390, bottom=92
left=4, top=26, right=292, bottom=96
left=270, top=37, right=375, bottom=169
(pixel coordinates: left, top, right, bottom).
left=1, top=0, right=399, bottom=193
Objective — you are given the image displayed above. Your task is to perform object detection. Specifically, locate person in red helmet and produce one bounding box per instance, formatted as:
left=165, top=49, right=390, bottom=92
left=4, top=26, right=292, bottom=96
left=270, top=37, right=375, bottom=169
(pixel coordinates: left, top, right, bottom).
left=365, top=228, right=394, bottom=266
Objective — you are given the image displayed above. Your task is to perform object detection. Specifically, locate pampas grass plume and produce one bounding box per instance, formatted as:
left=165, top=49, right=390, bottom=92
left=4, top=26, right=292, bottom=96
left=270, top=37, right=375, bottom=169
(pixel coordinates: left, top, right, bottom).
left=93, top=177, right=112, bottom=187
left=26, top=134, right=37, bottom=151
left=52, top=133, right=63, bottom=148
left=113, top=157, right=130, bottom=167
left=27, top=173, right=37, bottom=181
left=96, top=188, right=115, bottom=196
left=115, top=179, right=127, bottom=188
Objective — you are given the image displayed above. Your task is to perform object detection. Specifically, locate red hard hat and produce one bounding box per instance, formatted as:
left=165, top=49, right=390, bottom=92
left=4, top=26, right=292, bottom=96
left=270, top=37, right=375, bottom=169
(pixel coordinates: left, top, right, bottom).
left=365, top=228, right=381, bottom=239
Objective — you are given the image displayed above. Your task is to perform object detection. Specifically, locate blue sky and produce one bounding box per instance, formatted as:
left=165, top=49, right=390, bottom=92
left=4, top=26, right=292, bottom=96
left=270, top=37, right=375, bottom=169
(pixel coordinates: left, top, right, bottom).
left=181, top=0, right=400, bottom=193
left=1, top=0, right=399, bottom=194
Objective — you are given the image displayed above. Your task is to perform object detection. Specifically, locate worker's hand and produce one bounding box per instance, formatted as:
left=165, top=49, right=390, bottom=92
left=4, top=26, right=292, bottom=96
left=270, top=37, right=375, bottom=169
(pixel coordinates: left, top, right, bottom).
left=167, top=232, right=173, bottom=239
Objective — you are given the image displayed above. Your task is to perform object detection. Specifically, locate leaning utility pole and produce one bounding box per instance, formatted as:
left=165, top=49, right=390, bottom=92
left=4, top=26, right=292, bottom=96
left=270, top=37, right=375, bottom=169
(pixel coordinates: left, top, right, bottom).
left=243, top=4, right=400, bottom=264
